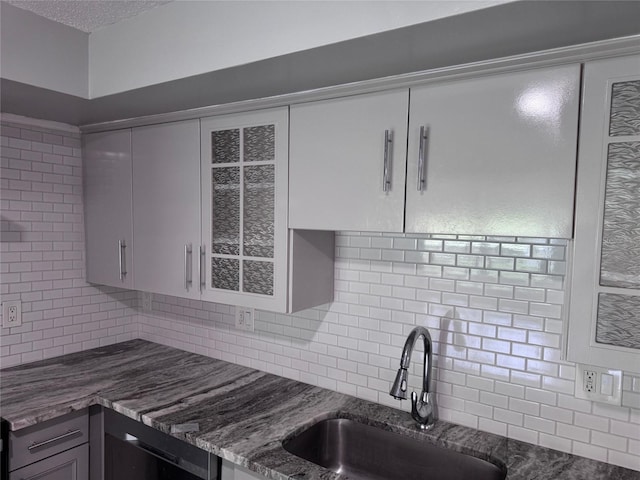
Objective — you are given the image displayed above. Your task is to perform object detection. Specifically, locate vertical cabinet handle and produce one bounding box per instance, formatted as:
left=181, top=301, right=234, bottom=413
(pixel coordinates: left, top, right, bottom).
left=417, top=126, right=427, bottom=191
left=199, top=245, right=206, bottom=292
left=383, top=129, right=393, bottom=192
left=118, top=240, right=127, bottom=281
left=184, top=244, right=193, bottom=291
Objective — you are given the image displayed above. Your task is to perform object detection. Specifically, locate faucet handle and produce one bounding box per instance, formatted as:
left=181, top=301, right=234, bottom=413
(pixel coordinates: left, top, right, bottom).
left=411, top=391, right=435, bottom=430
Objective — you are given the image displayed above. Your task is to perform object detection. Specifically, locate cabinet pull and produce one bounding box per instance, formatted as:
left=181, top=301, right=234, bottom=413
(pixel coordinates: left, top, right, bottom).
left=28, top=429, right=82, bottom=451
left=383, top=129, right=393, bottom=192
left=199, top=245, right=206, bottom=292
left=184, top=244, right=193, bottom=291
left=417, top=126, right=427, bottom=191
left=118, top=240, right=127, bottom=281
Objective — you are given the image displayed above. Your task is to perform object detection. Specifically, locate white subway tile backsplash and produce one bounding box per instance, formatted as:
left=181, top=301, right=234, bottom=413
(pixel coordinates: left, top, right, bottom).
left=1, top=119, right=137, bottom=366
left=418, top=239, right=443, bottom=251
left=486, top=256, right=515, bottom=270
left=3, top=115, right=639, bottom=472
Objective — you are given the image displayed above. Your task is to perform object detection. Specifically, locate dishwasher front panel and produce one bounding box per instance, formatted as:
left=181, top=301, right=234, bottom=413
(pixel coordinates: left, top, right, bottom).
left=103, top=409, right=219, bottom=480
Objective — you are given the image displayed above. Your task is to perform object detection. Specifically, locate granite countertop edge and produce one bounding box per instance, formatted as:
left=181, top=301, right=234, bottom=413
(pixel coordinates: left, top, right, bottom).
left=0, top=339, right=637, bottom=480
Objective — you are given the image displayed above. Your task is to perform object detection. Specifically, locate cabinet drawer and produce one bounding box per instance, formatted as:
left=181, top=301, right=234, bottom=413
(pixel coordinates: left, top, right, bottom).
left=9, top=443, right=88, bottom=480
left=9, top=410, right=88, bottom=471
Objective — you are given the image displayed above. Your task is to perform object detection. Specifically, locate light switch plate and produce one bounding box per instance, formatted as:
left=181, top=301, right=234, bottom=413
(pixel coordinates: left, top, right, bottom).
left=234, top=307, right=255, bottom=332
left=243, top=308, right=255, bottom=332
left=575, top=363, right=622, bottom=405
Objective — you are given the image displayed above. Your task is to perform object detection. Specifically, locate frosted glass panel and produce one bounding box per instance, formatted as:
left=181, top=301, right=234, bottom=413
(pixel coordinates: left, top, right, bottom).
left=596, top=293, right=640, bottom=349
left=244, top=125, right=275, bottom=162
left=212, top=257, right=239, bottom=291
left=600, top=142, right=640, bottom=288
left=243, top=260, right=273, bottom=295
left=609, top=81, right=640, bottom=136
left=212, top=129, right=240, bottom=163
left=244, top=165, right=274, bottom=257
left=212, top=167, right=240, bottom=255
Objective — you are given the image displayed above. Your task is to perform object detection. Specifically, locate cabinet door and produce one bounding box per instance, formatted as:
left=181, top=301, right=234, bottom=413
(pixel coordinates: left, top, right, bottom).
left=568, top=54, right=640, bottom=372
left=200, top=107, right=288, bottom=311
left=132, top=120, right=201, bottom=299
left=9, top=444, right=88, bottom=480
left=289, top=89, right=409, bottom=232
left=405, top=65, right=580, bottom=237
left=84, top=130, right=134, bottom=288
left=9, top=409, right=88, bottom=471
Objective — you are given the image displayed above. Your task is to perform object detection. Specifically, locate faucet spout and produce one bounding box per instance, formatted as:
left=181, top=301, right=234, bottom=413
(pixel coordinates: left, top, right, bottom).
left=389, top=326, right=436, bottom=430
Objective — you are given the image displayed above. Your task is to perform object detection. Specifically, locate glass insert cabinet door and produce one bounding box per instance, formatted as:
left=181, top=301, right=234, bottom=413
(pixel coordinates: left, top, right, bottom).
left=200, top=107, right=289, bottom=311
left=568, top=54, right=640, bottom=373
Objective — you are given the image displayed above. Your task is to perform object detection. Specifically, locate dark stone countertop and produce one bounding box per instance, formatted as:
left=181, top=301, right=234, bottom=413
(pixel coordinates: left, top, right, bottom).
left=1, top=339, right=637, bottom=479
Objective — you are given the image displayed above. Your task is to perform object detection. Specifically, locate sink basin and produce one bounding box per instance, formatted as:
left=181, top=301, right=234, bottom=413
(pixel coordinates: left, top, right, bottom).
left=283, top=418, right=506, bottom=480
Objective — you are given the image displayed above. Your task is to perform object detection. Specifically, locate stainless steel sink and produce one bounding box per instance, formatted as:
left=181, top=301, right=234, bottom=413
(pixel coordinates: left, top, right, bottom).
left=283, top=418, right=506, bottom=480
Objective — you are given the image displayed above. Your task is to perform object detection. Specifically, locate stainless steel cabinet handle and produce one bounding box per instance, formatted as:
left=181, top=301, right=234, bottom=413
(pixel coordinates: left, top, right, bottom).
left=417, top=126, right=427, bottom=191
left=118, top=240, right=127, bottom=280
left=383, top=129, right=393, bottom=192
left=184, top=244, right=193, bottom=291
left=199, top=245, right=206, bottom=292
left=28, top=429, right=82, bottom=451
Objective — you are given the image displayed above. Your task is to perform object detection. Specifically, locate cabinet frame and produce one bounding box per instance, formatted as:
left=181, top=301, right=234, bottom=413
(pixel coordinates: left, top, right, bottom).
left=567, top=54, right=640, bottom=372
left=200, top=107, right=289, bottom=312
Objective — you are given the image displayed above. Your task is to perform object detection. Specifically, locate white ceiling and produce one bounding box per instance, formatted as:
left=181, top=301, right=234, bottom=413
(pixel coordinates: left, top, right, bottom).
left=3, top=0, right=172, bottom=33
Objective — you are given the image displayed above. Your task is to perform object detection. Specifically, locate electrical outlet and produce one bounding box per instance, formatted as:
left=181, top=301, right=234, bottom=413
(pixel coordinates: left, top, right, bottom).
left=234, top=307, right=255, bottom=331
left=235, top=307, right=245, bottom=329
left=2, top=300, right=22, bottom=328
left=584, top=370, right=596, bottom=393
left=575, top=364, right=622, bottom=405
left=142, top=292, right=153, bottom=312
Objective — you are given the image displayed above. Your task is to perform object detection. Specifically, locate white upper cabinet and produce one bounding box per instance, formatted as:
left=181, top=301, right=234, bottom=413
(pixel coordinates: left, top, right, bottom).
left=200, top=108, right=291, bottom=311
left=84, top=129, right=134, bottom=288
left=132, top=120, right=201, bottom=299
left=83, top=108, right=333, bottom=312
left=289, top=65, right=580, bottom=237
left=405, top=64, right=581, bottom=237
left=567, top=54, right=640, bottom=372
left=289, top=89, right=409, bottom=232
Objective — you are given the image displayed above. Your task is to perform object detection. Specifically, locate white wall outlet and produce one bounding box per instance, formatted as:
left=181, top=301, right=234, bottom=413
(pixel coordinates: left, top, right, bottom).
left=584, top=370, right=596, bottom=393
left=235, top=307, right=245, bottom=330
left=234, top=307, right=255, bottom=332
left=142, top=292, right=153, bottom=312
left=575, top=363, right=622, bottom=405
left=2, top=300, right=22, bottom=328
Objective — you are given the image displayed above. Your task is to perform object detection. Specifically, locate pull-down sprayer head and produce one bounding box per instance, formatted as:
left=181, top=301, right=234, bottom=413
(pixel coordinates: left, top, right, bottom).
left=390, top=367, right=409, bottom=400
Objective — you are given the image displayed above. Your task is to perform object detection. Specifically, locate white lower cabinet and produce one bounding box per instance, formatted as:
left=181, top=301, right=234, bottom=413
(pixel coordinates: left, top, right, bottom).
left=84, top=130, right=134, bottom=288
left=132, top=119, right=201, bottom=299
left=221, top=459, right=268, bottom=480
